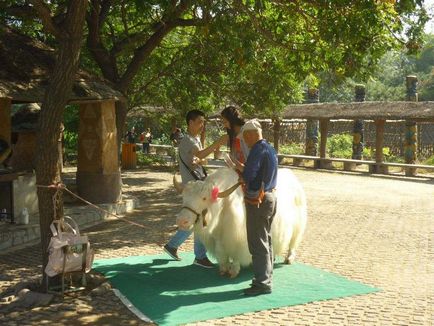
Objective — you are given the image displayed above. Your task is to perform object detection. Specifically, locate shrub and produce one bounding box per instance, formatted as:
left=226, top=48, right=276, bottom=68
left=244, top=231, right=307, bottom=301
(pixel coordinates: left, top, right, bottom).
left=136, top=152, right=167, bottom=167
left=423, top=155, right=434, bottom=166
left=152, top=133, right=172, bottom=145
left=279, top=143, right=304, bottom=155
left=326, top=134, right=353, bottom=158
left=63, top=130, right=78, bottom=152
left=362, top=146, right=404, bottom=163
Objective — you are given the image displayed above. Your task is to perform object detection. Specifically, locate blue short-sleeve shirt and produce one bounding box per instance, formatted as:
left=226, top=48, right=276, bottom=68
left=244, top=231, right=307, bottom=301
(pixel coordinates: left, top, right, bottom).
left=242, top=139, right=278, bottom=193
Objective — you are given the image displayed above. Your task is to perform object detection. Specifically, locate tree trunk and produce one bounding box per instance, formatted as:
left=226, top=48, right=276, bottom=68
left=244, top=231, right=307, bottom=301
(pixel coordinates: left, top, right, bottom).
left=115, top=99, right=129, bottom=151
left=35, top=0, right=88, bottom=290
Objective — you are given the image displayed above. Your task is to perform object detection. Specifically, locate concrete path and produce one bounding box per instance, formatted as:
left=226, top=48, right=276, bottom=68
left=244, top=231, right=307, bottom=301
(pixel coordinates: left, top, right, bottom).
left=0, top=167, right=433, bottom=325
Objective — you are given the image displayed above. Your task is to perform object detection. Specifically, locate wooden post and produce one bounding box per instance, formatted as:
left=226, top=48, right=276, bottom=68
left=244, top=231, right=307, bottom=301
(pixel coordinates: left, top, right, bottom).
left=273, top=118, right=280, bottom=154
left=0, top=97, right=12, bottom=159
left=404, top=75, right=418, bottom=176
left=373, top=119, right=386, bottom=174
left=305, top=88, right=319, bottom=156
left=76, top=100, right=121, bottom=203
left=317, top=119, right=331, bottom=169
left=352, top=84, right=365, bottom=160
left=0, top=97, right=12, bottom=222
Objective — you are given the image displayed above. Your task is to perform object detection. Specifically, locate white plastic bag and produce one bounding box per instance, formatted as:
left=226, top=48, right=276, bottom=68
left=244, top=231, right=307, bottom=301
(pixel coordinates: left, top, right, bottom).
left=45, top=216, right=94, bottom=277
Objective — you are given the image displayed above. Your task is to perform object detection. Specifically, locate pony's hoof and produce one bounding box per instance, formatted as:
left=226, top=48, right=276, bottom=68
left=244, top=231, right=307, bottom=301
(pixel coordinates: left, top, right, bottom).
left=284, top=253, right=296, bottom=265
left=228, top=270, right=239, bottom=278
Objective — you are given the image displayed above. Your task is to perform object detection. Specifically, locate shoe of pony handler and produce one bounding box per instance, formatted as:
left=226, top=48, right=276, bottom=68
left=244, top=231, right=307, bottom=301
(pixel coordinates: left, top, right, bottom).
left=164, top=244, right=181, bottom=261
left=193, top=257, right=214, bottom=268
left=243, top=284, right=272, bottom=296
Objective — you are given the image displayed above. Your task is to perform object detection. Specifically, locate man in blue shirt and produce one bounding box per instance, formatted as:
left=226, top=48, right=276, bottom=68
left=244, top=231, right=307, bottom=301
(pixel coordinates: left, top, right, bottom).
left=236, top=119, right=278, bottom=296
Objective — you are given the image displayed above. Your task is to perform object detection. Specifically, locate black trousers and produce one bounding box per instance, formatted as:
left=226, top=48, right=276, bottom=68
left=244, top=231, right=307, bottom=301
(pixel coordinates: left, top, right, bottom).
left=245, top=191, right=277, bottom=288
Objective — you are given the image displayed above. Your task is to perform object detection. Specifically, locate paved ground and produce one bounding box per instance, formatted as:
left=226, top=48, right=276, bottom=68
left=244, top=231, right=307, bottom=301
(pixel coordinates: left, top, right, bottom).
left=0, top=167, right=433, bottom=325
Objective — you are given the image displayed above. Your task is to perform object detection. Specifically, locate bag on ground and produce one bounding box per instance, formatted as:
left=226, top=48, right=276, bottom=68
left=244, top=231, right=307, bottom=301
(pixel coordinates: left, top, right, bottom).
left=45, top=216, right=94, bottom=277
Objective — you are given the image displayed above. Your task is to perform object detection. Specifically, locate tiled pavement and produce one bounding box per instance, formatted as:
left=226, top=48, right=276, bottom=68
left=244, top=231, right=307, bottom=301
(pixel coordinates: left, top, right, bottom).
left=0, top=167, right=433, bottom=325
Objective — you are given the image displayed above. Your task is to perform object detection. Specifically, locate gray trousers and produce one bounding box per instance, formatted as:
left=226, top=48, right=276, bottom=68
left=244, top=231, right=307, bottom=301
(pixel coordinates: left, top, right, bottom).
left=245, top=191, right=277, bottom=288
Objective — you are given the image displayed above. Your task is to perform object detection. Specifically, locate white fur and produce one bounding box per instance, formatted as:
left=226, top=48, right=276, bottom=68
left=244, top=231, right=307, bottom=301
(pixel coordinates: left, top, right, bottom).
left=176, top=167, right=307, bottom=277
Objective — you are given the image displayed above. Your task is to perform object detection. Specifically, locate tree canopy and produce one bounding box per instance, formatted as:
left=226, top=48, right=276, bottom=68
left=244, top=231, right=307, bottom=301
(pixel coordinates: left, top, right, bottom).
left=2, top=0, right=431, bottom=118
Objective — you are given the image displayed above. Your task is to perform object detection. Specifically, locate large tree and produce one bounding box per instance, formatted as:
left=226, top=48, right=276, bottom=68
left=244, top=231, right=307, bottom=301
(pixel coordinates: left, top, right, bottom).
left=1, top=0, right=88, bottom=288
left=35, top=0, right=88, bottom=289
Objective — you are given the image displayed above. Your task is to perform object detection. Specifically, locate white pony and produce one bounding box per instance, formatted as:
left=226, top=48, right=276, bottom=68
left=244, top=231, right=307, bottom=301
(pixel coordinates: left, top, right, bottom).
left=174, top=167, right=307, bottom=278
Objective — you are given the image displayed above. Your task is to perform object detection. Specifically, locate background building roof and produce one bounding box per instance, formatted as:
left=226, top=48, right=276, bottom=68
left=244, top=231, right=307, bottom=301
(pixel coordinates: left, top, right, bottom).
left=0, top=25, right=124, bottom=103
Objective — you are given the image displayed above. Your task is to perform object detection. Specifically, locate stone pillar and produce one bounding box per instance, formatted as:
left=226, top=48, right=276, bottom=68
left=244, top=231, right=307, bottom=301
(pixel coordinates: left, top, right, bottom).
left=0, top=97, right=12, bottom=162
left=76, top=100, right=121, bottom=203
left=404, top=75, right=418, bottom=176
left=373, top=119, right=386, bottom=174
left=316, top=119, right=332, bottom=169
left=352, top=84, right=365, bottom=160
left=305, top=88, right=319, bottom=156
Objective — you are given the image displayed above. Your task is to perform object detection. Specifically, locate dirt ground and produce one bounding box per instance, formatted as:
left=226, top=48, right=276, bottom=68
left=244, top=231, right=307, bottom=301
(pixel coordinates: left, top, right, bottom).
left=0, top=167, right=433, bottom=325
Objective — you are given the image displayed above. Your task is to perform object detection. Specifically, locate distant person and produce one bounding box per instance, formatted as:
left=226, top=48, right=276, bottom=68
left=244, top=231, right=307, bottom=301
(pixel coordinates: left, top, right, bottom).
left=125, top=127, right=136, bottom=144
left=170, top=127, right=184, bottom=147
left=142, top=128, right=152, bottom=154
left=139, top=131, right=145, bottom=145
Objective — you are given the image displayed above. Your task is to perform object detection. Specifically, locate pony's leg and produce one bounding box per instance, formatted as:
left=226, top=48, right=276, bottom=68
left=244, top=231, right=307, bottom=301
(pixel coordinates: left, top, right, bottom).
left=227, top=261, right=241, bottom=278
left=215, top=241, right=230, bottom=276
left=284, top=249, right=296, bottom=264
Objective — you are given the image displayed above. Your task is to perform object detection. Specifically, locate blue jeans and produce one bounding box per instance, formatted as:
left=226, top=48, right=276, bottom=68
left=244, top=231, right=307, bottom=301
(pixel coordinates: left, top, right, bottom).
left=167, top=229, right=207, bottom=259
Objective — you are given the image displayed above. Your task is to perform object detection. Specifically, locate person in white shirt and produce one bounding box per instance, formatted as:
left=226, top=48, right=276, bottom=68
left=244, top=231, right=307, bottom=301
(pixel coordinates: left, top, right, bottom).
left=164, top=109, right=227, bottom=268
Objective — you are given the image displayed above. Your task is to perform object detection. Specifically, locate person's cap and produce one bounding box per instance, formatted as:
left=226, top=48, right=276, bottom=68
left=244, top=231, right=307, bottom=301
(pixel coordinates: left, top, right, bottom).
left=239, top=119, right=262, bottom=135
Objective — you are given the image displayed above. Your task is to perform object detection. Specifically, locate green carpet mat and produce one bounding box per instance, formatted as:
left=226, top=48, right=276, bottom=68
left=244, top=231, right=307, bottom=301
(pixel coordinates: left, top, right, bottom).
left=93, top=253, right=379, bottom=325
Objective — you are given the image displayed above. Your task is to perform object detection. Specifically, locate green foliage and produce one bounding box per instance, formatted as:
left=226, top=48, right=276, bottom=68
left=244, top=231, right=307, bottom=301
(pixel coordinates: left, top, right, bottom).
left=319, top=34, right=434, bottom=102
left=326, top=134, right=353, bottom=159
left=2, top=0, right=430, bottom=127
left=63, top=105, right=79, bottom=133
left=62, top=105, right=79, bottom=161
left=152, top=133, right=172, bottom=145
left=136, top=152, right=167, bottom=167
left=278, top=143, right=304, bottom=155
left=423, top=154, right=434, bottom=166
left=324, top=134, right=404, bottom=162
left=362, top=145, right=404, bottom=163
left=81, top=0, right=429, bottom=119
left=63, top=130, right=78, bottom=150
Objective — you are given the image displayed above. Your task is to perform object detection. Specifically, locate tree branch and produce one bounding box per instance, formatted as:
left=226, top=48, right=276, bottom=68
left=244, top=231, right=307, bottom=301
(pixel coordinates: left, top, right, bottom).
left=173, top=18, right=207, bottom=27
left=234, top=0, right=313, bottom=52
left=29, top=0, right=62, bottom=39
left=117, top=0, right=192, bottom=92
left=86, top=0, right=119, bottom=82
left=0, top=4, right=35, bottom=20
left=120, top=1, right=129, bottom=36
left=99, top=0, right=112, bottom=23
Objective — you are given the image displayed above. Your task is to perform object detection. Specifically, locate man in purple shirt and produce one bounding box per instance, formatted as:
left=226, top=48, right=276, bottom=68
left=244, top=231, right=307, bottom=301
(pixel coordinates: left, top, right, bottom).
left=236, top=119, right=278, bottom=296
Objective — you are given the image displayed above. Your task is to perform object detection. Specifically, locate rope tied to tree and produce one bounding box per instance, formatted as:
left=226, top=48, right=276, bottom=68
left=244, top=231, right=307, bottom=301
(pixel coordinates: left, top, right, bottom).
left=36, top=183, right=151, bottom=230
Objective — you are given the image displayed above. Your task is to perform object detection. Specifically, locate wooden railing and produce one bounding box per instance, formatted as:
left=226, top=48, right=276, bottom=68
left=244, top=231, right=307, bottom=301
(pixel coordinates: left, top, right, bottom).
left=145, top=142, right=434, bottom=176
left=278, top=154, right=434, bottom=175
